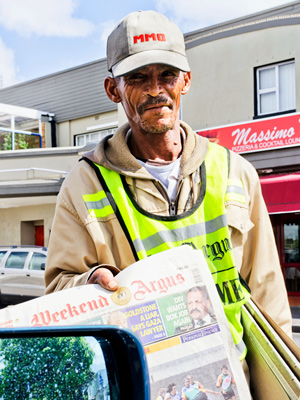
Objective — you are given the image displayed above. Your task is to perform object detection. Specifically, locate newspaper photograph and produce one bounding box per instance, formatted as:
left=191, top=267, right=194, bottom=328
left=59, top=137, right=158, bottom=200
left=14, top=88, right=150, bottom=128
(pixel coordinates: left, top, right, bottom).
left=0, top=245, right=251, bottom=399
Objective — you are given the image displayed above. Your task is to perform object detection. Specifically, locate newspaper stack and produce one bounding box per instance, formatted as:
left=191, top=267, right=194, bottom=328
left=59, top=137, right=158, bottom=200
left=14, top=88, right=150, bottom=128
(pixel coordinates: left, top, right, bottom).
left=0, top=245, right=251, bottom=400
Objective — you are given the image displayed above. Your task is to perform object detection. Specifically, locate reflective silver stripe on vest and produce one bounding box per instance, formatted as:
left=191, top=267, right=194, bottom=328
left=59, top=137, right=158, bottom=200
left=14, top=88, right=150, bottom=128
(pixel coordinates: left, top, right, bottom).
left=133, top=214, right=227, bottom=253
left=85, top=197, right=111, bottom=210
left=235, top=338, right=246, bottom=357
left=226, top=185, right=244, bottom=195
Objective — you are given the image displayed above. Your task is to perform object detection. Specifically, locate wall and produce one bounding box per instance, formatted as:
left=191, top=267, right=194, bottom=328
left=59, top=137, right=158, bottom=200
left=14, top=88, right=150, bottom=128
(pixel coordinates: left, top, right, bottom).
left=184, top=24, right=300, bottom=131
left=0, top=146, right=84, bottom=177
left=57, top=110, right=118, bottom=147
left=0, top=204, right=56, bottom=247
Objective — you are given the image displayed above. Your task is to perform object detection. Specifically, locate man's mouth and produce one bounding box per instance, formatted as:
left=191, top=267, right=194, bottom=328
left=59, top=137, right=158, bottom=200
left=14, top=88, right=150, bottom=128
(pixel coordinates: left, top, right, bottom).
left=138, top=97, right=173, bottom=115
left=146, top=104, right=169, bottom=111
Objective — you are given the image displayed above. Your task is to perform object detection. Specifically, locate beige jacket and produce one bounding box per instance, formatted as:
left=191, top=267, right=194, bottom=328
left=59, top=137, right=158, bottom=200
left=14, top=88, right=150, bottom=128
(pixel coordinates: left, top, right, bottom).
left=45, top=121, right=292, bottom=335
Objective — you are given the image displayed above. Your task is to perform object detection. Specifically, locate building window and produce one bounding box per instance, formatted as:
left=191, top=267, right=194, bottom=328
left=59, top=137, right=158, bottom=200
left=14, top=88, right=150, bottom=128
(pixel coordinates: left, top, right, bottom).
left=75, top=127, right=118, bottom=146
left=256, top=60, right=296, bottom=117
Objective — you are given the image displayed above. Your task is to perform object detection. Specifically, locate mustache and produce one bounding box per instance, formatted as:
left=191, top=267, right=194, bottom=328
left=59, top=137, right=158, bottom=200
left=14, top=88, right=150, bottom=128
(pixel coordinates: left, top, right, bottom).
left=190, top=308, right=201, bottom=314
left=137, top=96, right=173, bottom=115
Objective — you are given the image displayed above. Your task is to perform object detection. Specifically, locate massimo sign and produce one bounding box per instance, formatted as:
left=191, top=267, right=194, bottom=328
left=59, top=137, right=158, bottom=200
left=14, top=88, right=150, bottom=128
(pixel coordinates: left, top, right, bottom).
left=197, top=113, right=300, bottom=154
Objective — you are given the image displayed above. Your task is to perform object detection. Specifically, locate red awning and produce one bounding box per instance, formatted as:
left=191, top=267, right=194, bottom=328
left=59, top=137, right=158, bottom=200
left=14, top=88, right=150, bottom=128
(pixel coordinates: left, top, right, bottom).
left=260, top=173, right=300, bottom=214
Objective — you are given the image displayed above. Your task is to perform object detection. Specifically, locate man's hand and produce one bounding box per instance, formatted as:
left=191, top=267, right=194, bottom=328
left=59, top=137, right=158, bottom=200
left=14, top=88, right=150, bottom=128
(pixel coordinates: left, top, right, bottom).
left=87, top=267, right=119, bottom=291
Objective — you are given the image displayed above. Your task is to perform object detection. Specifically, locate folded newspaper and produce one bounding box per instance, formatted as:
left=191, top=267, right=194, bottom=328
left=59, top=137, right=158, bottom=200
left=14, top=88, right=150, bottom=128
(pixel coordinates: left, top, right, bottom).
left=0, top=245, right=251, bottom=399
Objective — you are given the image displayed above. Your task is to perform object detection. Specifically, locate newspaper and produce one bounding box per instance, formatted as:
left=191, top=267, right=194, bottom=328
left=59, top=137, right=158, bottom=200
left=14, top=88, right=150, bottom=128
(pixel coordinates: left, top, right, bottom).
left=0, top=245, right=251, bottom=399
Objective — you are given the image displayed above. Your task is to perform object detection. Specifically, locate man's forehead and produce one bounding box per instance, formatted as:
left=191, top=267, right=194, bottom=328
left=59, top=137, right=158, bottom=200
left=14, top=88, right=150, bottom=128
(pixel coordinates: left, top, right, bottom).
left=121, top=63, right=181, bottom=76
left=188, top=290, right=203, bottom=299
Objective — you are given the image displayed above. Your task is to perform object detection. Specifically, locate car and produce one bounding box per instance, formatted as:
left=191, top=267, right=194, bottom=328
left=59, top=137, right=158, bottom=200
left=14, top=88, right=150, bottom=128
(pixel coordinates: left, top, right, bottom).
left=0, top=245, right=47, bottom=308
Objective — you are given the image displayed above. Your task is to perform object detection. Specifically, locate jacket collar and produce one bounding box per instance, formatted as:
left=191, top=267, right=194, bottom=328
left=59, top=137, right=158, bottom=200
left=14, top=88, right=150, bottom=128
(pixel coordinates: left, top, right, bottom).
left=84, top=121, right=209, bottom=179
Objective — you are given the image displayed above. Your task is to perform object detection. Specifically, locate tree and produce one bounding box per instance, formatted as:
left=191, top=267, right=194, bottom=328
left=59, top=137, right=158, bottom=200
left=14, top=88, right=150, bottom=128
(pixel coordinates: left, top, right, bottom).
left=0, top=336, right=95, bottom=399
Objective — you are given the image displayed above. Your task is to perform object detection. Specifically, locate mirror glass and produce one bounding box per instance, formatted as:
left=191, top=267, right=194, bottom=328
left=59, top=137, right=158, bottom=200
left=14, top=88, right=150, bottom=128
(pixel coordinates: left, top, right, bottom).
left=0, top=336, right=111, bottom=399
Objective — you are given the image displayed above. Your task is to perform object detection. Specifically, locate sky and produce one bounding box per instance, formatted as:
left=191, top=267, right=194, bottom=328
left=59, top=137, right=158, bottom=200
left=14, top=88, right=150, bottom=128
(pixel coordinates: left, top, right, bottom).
left=0, top=0, right=295, bottom=88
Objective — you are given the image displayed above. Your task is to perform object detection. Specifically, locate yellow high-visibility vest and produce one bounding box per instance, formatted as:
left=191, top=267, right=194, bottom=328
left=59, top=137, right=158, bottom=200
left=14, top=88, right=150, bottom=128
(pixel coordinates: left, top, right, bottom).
left=82, top=143, right=251, bottom=359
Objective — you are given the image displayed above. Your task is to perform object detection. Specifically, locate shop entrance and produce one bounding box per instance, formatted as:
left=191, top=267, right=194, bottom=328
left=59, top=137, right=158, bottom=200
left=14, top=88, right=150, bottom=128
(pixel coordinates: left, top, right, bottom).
left=270, top=213, right=300, bottom=296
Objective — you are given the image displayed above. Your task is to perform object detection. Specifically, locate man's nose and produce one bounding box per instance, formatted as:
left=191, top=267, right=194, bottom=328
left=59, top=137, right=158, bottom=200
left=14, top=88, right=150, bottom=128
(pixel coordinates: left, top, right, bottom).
left=145, top=76, right=163, bottom=97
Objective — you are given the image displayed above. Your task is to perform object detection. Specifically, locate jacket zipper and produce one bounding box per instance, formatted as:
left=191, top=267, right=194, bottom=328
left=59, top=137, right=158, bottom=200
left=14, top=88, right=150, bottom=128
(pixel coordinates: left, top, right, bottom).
left=152, top=180, right=176, bottom=216
left=169, top=202, right=176, bottom=216
left=153, top=180, right=183, bottom=216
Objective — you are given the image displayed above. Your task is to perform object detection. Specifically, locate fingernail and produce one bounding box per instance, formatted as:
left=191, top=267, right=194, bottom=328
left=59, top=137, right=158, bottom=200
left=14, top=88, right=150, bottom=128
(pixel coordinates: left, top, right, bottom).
left=108, top=280, right=118, bottom=290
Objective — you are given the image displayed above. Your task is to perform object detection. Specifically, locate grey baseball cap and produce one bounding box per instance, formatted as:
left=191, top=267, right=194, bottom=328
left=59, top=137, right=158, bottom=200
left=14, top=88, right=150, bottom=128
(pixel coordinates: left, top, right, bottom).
left=107, top=10, right=190, bottom=77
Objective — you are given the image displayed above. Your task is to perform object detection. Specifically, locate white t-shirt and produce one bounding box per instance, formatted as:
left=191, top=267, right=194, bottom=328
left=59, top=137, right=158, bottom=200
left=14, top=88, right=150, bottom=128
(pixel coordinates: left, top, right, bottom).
left=138, top=156, right=181, bottom=202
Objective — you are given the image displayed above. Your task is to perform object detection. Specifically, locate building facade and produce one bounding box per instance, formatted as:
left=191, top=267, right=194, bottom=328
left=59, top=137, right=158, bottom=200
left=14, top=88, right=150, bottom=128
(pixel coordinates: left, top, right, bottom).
left=183, top=1, right=300, bottom=296
left=0, top=59, right=117, bottom=249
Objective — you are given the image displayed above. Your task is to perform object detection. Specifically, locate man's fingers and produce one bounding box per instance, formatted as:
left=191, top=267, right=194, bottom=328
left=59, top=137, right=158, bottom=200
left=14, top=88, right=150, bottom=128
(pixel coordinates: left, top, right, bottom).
left=88, top=268, right=119, bottom=291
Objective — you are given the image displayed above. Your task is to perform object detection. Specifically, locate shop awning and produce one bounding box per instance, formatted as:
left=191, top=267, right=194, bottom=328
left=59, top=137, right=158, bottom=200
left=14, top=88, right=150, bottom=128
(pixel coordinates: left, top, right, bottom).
left=260, top=173, right=300, bottom=214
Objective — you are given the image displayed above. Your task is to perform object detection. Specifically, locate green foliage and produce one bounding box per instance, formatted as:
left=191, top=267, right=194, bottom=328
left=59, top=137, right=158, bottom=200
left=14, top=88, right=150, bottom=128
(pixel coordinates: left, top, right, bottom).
left=2, top=133, right=12, bottom=150
left=0, top=336, right=95, bottom=399
left=17, top=134, right=29, bottom=149
left=1, top=133, right=34, bottom=150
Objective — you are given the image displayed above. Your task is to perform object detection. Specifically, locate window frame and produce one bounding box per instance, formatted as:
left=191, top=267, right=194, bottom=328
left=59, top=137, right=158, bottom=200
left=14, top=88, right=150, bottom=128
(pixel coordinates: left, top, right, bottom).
left=255, top=59, right=296, bottom=119
left=4, top=251, right=29, bottom=269
left=74, top=127, right=118, bottom=147
left=28, top=252, right=47, bottom=271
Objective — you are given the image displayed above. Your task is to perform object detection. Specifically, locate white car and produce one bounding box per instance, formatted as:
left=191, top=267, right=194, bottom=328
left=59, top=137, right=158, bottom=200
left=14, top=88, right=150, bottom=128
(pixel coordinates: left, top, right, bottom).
left=0, top=246, right=47, bottom=308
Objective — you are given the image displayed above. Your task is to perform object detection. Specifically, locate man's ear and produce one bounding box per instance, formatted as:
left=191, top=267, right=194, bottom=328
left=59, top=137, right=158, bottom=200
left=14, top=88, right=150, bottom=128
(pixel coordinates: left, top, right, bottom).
left=104, top=77, right=122, bottom=103
left=181, top=71, right=191, bottom=95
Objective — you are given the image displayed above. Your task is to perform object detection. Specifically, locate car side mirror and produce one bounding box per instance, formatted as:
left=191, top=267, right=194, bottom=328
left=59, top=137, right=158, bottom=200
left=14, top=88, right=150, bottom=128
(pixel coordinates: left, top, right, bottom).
left=40, top=263, right=46, bottom=270
left=0, top=325, right=150, bottom=400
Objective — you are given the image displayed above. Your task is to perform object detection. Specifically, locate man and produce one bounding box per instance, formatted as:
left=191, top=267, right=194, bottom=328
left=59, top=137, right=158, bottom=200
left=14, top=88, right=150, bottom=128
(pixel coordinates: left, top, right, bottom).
left=182, top=377, right=191, bottom=394
left=182, top=377, right=207, bottom=400
left=182, top=375, right=220, bottom=400
left=167, top=383, right=182, bottom=400
left=107, top=310, right=128, bottom=328
left=216, top=365, right=236, bottom=400
left=45, top=10, right=291, bottom=356
left=176, top=286, right=216, bottom=334
left=156, top=388, right=166, bottom=400
left=187, top=286, right=216, bottom=328
left=187, top=376, right=202, bottom=391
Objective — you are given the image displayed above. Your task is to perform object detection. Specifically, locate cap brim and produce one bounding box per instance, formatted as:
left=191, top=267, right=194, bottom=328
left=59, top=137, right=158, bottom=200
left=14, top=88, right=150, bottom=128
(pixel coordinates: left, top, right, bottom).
left=111, top=50, right=190, bottom=77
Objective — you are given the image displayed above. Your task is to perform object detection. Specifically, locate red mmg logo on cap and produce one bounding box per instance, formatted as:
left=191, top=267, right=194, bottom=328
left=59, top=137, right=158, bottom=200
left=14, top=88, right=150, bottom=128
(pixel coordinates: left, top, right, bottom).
left=133, top=33, right=166, bottom=44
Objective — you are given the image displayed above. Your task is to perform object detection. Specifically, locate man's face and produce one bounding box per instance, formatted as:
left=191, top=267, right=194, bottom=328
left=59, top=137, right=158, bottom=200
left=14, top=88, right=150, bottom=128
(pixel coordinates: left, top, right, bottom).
left=222, top=368, right=228, bottom=375
left=187, top=290, right=210, bottom=320
left=184, top=379, right=190, bottom=387
left=109, top=311, right=128, bottom=328
left=112, top=64, right=191, bottom=135
left=170, top=386, right=177, bottom=396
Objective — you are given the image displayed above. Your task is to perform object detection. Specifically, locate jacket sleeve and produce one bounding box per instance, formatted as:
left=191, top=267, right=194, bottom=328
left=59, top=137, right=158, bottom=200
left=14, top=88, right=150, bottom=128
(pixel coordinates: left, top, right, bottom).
left=45, top=165, right=121, bottom=294
left=231, top=154, right=292, bottom=336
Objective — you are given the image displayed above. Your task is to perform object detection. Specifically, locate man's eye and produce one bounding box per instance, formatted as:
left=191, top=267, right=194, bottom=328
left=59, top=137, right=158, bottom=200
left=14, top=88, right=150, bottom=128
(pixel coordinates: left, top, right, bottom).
left=162, top=70, right=178, bottom=78
left=126, top=73, right=146, bottom=82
